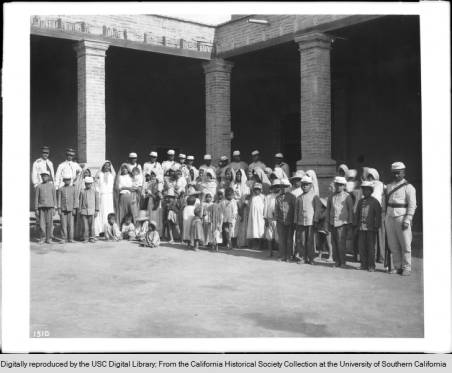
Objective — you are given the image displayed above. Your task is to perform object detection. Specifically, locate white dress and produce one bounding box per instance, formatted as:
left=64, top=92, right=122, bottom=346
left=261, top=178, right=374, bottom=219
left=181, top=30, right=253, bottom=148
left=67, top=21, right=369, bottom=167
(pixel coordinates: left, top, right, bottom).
left=95, top=171, right=115, bottom=234
left=246, top=194, right=266, bottom=239
left=182, top=205, right=195, bottom=241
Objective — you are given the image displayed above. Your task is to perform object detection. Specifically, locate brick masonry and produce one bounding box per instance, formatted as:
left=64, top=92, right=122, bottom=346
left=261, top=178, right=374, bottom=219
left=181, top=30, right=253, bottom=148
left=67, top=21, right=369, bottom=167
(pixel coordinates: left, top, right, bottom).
left=295, top=32, right=336, bottom=195
left=203, top=59, right=234, bottom=163
left=74, top=40, right=109, bottom=168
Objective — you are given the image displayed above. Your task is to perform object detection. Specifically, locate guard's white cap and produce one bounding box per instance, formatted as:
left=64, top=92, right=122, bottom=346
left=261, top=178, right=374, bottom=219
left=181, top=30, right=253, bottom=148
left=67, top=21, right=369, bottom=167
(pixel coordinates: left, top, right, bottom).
left=232, top=150, right=240, bottom=156
left=187, top=155, right=194, bottom=160
left=84, top=176, right=94, bottom=183
left=251, top=150, right=259, bottom=156
left=129, top=152, right=137, bottom=158
left=334, top=176, right=347, bottom=185
left=220, top=155, right=228, bottom=161
left=179, top=154, right=186, bottom=159
left=391, top=162, right=406, bottom=171
left=167, top=149, right=175, bottom=155
left=301, top=175, right=313, bottom=184
left=149, top=151, right=158, bottom=157
left=204, top=154, right=212, bottom=160
left=275, top=153, right=284, bottom=158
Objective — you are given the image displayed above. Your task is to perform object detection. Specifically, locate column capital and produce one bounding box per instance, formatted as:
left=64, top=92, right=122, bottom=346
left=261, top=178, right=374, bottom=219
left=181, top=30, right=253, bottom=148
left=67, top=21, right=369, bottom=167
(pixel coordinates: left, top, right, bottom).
left=74, top=39, right=110, bottom=58
left=203, top=58, right=234, bottom=74
left=294, top=32, right=332, bottom=51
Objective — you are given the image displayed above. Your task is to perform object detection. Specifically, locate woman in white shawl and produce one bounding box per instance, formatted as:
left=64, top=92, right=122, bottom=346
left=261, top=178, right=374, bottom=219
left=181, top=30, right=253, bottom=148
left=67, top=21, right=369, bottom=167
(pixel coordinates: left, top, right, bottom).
left=114, top=163, right=135, bottom=226
left=94, top=160, right=116, bottom=235
left=252, top=167, right=271, bottom=195
left=367, top=167, right=386, bottom=263
left=231, top=169, right=250, bottom=246
left=246, top=182, right=266, bottom=249
left=305, top=170, right=319, bottom=196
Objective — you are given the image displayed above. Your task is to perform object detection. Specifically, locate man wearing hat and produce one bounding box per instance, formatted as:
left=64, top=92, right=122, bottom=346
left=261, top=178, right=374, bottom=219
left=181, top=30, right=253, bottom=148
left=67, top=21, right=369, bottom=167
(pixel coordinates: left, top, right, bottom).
left=275, top=178, right=296, bottom=261
left=143, top=151, right=163, bottom=178
left=326, top=176, right=354, bottom=268
left=162, top=149, right=180, bottom=175
left=293, top=175, right=321, bottom=264
left=216, top=155, right=230, bottom=179
left=354, top=181, right=381, bottom=271
left=384, top=162, right=417, bottom=275
left=78, top=175, right=99, bottom=243
left=199, top=154, right=217, bottom=180
left=32, top=145, right=55, bottom=188
left=274, top=153, right=290, bottom=179
left=290, top=170, right=305, bottom=198
left=126, top=152, right=142, bottom=174
left=230, top=150, right=248, bottom=172
left=55, top=148, right=82, bottom=190
left=178, top=153, right=191, bottom=181
left=186, top=155, right=198, bottom=182
left=249, top=150, right=266, bottom=173
left=34, top=170, right=57, bottom=244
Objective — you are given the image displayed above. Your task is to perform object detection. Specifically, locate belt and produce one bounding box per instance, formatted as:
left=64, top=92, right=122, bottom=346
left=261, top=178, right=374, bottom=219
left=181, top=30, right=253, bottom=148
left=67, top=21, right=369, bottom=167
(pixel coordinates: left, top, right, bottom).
left=387, top=203, right=408, bottom=208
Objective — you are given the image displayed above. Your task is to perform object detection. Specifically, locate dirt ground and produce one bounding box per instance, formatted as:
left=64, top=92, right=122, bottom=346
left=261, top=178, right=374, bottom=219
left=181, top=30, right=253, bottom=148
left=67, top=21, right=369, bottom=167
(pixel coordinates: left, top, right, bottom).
left=30, top=236, right=424, bottom=339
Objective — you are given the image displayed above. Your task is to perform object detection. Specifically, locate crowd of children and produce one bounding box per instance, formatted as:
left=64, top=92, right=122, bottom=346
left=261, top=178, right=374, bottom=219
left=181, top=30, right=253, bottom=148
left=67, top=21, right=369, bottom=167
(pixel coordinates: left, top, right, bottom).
left=32, top=147, right=417, bottom=275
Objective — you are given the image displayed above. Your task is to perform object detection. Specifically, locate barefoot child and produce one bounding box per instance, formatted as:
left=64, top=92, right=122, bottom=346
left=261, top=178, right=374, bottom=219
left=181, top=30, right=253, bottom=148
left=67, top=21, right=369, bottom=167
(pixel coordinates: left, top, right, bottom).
left=182, top=195, right=197, bottom=246
left=104, top=213, right=122, bottom=241
left=144, top=220, right=160, bottom=248
left=264, top=179, right=280, bottom=257
left=202, top=192, right=214, bottom=248
left=220, top=187, right=238, bottom=249
left=210, top=190, right=224, bottom=251
left=190, top=205, right=204, bottom=251
left=57, top=170, right=78, bottom=243
left=121, top=214, right=136, bottom=240
left=134, top=210, right=150, bottom=242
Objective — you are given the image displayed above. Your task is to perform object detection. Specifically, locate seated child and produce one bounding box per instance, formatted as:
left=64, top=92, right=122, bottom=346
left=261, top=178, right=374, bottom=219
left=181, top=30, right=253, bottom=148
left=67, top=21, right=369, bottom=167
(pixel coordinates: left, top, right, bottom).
left=134, top=211, right=150, bottom=242
left=143, top=220, right=160, bottom=248
left=104, top=213, right=121, bottom=241
left=121, top=214, right=136, bottom=240
left=190, top=205, right=204, bottom=251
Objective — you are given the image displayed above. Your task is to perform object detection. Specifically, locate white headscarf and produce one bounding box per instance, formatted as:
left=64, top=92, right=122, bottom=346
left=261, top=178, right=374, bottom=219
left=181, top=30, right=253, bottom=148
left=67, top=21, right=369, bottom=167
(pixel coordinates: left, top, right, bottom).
left=305, top=170, right=319, bottom=196
left=272, top=166, right=289, bottom=183
left=338, top=164, right=349, bottom=176
left=253, top=167, right=270, bottom=185
left=232, top=168, right=250, bottom=199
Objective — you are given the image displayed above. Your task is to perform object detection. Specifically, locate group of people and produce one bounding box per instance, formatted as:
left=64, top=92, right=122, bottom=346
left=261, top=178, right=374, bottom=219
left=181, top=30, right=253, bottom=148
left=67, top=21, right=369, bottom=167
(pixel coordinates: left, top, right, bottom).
left=32, top=146, right=417, bottom=275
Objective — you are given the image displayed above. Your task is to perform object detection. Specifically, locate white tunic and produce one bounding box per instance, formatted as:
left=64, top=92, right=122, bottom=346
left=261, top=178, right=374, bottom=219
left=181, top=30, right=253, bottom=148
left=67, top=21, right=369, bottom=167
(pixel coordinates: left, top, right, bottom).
left=246, top=194, right=266, bottom=239
left=55, top=161, right=82, bottom=189
left=94, top=171, right=115, bottom=234
left=31, top=158, right=55, bottom=187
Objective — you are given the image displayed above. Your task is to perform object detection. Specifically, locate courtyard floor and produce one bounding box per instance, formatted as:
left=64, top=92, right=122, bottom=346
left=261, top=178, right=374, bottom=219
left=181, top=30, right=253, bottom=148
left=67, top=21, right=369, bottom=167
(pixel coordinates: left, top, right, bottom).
left=30, top=238, right=423, bottom=339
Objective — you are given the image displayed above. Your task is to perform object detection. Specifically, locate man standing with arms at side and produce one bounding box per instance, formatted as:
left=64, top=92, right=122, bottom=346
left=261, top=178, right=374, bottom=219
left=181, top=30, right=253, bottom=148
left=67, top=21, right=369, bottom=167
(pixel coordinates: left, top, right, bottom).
left=384, top=162, right=417, bottom=276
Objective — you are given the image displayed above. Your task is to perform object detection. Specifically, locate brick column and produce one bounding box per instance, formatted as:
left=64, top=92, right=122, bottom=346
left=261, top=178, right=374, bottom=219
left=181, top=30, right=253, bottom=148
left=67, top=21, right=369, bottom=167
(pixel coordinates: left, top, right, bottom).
left=74, top=40, right=109, bottom=168
left=295, top=32, right=336, bottom=196
left=203, top=58, right=234, bottom=163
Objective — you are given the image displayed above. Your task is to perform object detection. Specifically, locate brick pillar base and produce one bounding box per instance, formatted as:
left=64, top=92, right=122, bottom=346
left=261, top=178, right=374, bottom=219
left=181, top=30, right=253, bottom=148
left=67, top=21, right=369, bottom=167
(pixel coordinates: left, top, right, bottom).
left=295, top=32, right=336, bottom=196
left=74, top=40, right=109, bottom=170
left=203, top=58, right=234, bottom=163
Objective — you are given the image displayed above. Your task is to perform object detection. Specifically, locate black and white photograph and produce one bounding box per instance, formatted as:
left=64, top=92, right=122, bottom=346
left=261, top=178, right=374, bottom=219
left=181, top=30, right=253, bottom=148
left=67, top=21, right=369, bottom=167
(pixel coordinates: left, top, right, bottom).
left=27, top=12, right=424, bottom=339
left=2, top=1, right=451, bottom=354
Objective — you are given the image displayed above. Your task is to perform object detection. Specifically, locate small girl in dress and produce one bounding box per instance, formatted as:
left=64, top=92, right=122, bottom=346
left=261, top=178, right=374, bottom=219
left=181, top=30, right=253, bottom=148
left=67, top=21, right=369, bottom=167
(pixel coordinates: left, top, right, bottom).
left=190, top=205, right=204, bottom=251
left=210, top=189, right=224, bottom=252
left=220, top=187, right=238, bottom=250
left=202, top=192, right=214, bottom=248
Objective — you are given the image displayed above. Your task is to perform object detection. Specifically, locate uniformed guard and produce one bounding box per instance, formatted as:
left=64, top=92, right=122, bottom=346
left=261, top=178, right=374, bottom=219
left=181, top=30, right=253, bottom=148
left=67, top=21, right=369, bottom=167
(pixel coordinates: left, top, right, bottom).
left=54, top=148, right=82, bottom=189
left=217, top=155, right=230, bottom=180
left=383, top=162, right=417, bottom=276
left=31, top=145, right=55, bottom=188
left=274, top=153, right=290, bottom=178
left=162, top=149, right=180, bottom=175
left=230, top=150, right=248, bottom=172
left=143, top=151, right=163, bottom=178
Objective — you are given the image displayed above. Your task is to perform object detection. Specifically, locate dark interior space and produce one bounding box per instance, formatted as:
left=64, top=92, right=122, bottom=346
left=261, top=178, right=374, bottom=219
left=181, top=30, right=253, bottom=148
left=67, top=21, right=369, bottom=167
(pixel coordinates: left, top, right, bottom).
left=331, top=15, right=422, bottom=229
left=106, top=47, right=205, bottom=168
left=229, top=42, right=300, bottom=172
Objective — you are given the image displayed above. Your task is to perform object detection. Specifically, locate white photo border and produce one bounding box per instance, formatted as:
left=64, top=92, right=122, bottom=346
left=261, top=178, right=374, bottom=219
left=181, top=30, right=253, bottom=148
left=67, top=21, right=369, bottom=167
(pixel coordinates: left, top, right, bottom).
left=2, top=1, right=451, bottom=353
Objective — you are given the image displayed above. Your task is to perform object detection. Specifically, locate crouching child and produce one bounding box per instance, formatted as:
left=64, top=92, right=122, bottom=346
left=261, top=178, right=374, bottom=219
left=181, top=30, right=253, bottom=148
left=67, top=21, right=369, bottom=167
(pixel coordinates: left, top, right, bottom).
left=143, top=220, right=160, bottom=248
left=104, top=213, right=122, bottom=241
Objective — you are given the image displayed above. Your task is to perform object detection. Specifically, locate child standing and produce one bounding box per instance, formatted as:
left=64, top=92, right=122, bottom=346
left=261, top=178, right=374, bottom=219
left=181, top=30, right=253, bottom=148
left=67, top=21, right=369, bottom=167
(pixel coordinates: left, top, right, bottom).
left=104, top=213, right=122, bottom=241
left=202, top=192, right=214, bottom=247
left=57, top=170, right=78, bottom=243
left=121, top=215, right=136, bottom=240
left=316, top=198, right=333, bottom=262
left=294, top=175, right=321, bottom=264
left=190, top=205, right=204, bottom=251
left=220, top=187, right=238, bottom=249
left=210, top=190, right=224, bottom=251
left=78, top=176, right=99, bottom=243
left=182, top=195, right=197, bottom=246
left=326, top=176, right=354, bottom=268
left=163, top=190, right=180, bottom=243
left=144, top=220, right=160, bottom=248
left=354, top=181, right=381, bottom=271
left=247, top=183, right=267, bottom=250
left=275, top=179, right=296, bottom=261
left=34, top=170, right=57, bottom=244
left=264, top=179, right=280, bottom=257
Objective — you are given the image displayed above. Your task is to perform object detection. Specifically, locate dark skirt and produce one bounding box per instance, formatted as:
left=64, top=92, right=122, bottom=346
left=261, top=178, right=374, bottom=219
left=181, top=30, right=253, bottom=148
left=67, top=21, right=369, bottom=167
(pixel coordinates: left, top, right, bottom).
left=118, top=193, right=134, bottom=225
